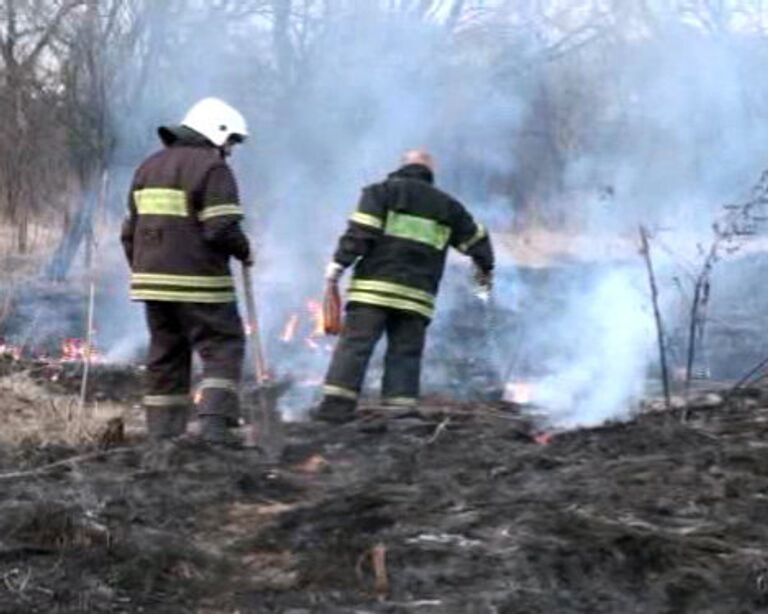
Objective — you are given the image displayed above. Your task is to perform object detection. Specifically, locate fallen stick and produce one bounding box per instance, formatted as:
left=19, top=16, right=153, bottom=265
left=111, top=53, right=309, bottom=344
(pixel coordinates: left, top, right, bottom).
left=724, top=352, right=768, bottom=399
left=0, top=446, right=132, bottom=482
left=371, top=543, right=389, bottom=601
left=356, top=543, right=389, bottom=601
left=425, top=417, right=451, bottom=445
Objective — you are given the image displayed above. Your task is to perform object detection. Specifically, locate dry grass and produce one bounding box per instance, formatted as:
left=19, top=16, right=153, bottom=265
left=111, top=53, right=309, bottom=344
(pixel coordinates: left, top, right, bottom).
left=0, top=372, right=141, bottom=446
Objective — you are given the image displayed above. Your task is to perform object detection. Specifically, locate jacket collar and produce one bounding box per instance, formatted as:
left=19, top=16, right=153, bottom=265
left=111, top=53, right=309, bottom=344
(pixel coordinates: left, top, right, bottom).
left=157, top=125, right=214, bottom=148
left=389, top=163, right=434, bottom=184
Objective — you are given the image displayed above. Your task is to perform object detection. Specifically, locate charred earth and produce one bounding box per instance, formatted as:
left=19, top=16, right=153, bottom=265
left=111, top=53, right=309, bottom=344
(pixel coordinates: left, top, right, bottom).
left=0, top=390, right=767, bottom=613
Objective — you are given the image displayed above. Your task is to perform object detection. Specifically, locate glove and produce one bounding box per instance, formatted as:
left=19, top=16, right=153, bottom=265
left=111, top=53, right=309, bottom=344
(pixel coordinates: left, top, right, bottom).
left=325, top=261, right=345, bottom=283
left=473, top=267, right=493, bottom=302
left=241, top=253, right=254, bottom=267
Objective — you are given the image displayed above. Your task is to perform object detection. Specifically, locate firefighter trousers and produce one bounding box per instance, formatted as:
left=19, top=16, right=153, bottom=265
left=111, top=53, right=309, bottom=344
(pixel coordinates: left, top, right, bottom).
left=322, top=303, right=428, bottom=408
left=143, top=301, right=245, bottom=425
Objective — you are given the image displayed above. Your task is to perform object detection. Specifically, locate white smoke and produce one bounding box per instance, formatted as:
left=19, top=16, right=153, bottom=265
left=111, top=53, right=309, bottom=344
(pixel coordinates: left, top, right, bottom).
left=81, top=3, right=768, bottom=425
left=531, top=267, right=656, bottom=428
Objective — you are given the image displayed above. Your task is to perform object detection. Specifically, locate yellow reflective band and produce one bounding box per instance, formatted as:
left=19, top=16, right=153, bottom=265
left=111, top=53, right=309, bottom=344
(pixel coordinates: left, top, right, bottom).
left=199, top=204, right=244, bottom=221
left=198, top=378, right=239, bottom=393
left=143, top=394, right=189, bottom=407
left=347, top=291, right=434, bottom=318
left=458, top=223, right=487, bottom=253
left=382, top=397, right=418, bottom=407
left=349, top=279, right=434, bottom=306
left=134, top=188, right=188, bottom=216
left=131, top=289, right=237, bottom=303
left=350, top=211, right=384, bottom=230
left=131, top=273, right=234, bottom=288
left=323, top=384, right=359, bottom=400
left=385, top=211, right=451, bottom=250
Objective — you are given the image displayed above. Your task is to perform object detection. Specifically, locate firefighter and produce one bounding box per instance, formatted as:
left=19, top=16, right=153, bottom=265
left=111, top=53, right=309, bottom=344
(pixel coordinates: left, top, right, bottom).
left=314, top=149, right=495, bottom=423
left=120, top=97, right=252, bottom=444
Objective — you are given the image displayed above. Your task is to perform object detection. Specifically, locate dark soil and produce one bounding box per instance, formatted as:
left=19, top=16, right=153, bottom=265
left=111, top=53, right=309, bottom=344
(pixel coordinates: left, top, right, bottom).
left=1, top=396, right=768, bottom=613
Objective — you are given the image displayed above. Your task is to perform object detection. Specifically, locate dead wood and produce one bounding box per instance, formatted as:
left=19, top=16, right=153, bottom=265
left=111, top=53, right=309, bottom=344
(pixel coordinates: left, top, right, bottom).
left=639, top=226, right=671, bottom=410
left=0, top=446, right=131, bottom=481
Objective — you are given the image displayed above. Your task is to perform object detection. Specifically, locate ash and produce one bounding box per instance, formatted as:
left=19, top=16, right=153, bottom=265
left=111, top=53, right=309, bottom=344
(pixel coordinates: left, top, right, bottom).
left=0, top=390, right=767, bottom=613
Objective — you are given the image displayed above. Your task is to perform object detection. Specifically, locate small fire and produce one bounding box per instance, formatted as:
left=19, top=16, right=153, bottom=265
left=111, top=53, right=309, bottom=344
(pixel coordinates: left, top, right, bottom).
left=305, top=337, right=320, bottom=350
left=306, top=299, right=325, bottom=338
left=276, top=297, right=333, bottom=354
left=504, top=380, right=532, bottom=405
left=61, top=338, right=100, bottom=363
left=533, top=432, right=553, bottom=445
left=280, top=314, right=300, bottom=343
left=0, top=341, right=22, bottom=361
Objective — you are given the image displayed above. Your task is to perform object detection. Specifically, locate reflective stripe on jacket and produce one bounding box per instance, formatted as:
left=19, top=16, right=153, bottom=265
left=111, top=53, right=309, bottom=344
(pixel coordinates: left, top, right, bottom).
left=333, top=164, right=494, bottom=319
left=120, top=132, right=250, bottom=303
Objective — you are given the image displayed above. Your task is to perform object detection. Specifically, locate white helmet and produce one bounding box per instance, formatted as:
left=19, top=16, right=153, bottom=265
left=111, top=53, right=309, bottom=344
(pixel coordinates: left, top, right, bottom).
left=180, top=97, right=248, bottom=147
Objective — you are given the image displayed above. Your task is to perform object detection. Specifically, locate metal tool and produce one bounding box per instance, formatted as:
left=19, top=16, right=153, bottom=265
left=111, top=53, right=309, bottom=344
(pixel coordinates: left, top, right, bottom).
left=241, top=264, right=285, bottom=460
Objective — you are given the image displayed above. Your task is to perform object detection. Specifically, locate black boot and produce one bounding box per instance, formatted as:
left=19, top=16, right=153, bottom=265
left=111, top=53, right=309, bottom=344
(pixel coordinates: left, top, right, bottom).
left=310, top=398, right=357, bottom=424
left=200, top=414, right=241, bottom=446
left=146, top=407, right=188, bottom=441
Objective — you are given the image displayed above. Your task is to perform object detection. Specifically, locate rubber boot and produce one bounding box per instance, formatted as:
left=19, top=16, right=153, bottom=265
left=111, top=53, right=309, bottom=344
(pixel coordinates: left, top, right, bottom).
left=200, top=414, right=241, bottom=447
left=310, top=397, right=357, bottom=424
left=145, top=407, right=188, bottom=441
left=167, top=407, right=189, bottom=437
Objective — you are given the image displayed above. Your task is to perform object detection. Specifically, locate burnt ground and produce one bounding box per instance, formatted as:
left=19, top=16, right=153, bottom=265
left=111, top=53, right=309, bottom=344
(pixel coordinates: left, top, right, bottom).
left=2, top=393, right=768, bottom=614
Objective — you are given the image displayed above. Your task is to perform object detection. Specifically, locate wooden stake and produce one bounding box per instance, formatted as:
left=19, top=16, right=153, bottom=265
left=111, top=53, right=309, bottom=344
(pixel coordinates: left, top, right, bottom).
left=78, top=169, right=109, bottom=419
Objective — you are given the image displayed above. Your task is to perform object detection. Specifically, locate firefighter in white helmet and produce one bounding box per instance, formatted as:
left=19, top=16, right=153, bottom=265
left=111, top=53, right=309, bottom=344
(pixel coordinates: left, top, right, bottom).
left=121, top=97, right=253, bottom=445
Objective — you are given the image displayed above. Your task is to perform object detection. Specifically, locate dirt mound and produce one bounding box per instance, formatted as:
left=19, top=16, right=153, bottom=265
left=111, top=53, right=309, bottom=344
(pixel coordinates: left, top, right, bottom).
left=0, top=396, right=767, bottom=613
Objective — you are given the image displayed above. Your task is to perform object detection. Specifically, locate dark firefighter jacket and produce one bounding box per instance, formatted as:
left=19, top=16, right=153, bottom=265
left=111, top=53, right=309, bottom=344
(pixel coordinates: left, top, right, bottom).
left=120, top=127, right=250, bottom=303
left=333, top=163, right=495, bottom=320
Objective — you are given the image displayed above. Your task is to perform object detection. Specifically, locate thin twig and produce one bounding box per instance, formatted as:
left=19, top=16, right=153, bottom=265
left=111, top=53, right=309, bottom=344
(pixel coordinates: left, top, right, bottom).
left=724, top=352, right=768, bottom=400
left=0, top=446, right=132, bottom=482
left=685, top=241, right=718, bottom=394
left=425, top=417, right=451, bottom=445
left=639, top=226, right=671, bottom=410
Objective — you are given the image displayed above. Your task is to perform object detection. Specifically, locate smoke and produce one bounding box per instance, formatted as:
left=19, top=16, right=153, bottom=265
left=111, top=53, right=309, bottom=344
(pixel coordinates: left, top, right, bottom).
left=530, top=267, right=656, bottom=428
left=77, top=3, right=768, bottom=425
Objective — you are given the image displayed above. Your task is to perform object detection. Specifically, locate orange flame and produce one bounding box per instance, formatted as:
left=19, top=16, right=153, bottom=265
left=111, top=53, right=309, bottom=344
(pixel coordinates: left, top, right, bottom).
left=280, top=313, right=300, bottom=343
left=306, top=299, right=324, bottom=337
left=61, top=338, right=99, bottom=363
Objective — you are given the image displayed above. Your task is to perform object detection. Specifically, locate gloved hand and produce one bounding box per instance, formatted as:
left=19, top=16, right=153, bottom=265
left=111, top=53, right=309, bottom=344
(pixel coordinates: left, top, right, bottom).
left=242, top=253, right=254, bottom=267
left=325, top=261, right=345, bottom=283
left=473, top=267, right=493, bottom=302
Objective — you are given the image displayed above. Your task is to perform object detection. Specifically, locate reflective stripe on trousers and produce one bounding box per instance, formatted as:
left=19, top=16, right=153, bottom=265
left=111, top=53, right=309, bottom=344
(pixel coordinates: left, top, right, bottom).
left=323, top=303, right=427, bottom=404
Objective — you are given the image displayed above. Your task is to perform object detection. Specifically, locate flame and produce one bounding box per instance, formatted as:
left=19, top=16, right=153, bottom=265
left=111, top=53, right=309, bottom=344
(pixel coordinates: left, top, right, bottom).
left=305, top=337, right=320, bottom=350
left=504, top=380, right=532, bottom=404
left=60, top=338, right=100, bottom=363
left=280, top=313, right=300, bottom=343
left=0, top=342, right=22, bottom=361
left=306, top=299, right=325, bottom=337
left=534, top=432, right=553, bottom=445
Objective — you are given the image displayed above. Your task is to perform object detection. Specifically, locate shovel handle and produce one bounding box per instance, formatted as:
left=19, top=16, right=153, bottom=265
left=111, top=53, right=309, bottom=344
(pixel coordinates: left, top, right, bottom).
left=241, top=264, right=268, bottom=383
